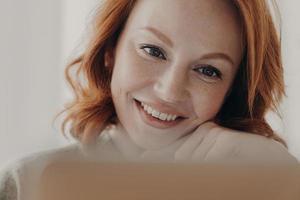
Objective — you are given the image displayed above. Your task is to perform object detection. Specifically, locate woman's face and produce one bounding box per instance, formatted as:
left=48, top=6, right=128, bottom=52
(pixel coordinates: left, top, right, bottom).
left=110, top=0, right=243, bottom=150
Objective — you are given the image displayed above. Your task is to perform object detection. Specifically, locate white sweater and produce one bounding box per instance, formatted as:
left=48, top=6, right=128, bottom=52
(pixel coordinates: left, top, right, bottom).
left=0, top=131, right=122, bottom=200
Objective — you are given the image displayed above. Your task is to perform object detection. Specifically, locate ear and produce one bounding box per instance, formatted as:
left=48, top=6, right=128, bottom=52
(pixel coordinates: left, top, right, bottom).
left=104, top=47, right=115, bottom=68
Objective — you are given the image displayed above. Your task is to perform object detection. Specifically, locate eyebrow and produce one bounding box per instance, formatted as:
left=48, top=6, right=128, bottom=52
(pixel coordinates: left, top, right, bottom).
left=140, top=26, right=174, bottom=47
left=200, top=53, right=234, bottom=66
left=139, top=26, right=235, bottom=66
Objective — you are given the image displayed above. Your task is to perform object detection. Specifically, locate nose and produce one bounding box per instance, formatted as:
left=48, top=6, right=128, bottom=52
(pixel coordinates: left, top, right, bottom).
left=153, top=64, right=189, bottom=104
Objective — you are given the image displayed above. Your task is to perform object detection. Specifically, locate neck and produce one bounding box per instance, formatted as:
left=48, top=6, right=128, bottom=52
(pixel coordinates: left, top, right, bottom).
left=107, top=120, right=145, bottom=161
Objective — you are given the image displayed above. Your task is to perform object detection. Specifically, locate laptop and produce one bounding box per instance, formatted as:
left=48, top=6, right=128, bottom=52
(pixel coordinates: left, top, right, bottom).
left=37, top=161, right=300, bottom=200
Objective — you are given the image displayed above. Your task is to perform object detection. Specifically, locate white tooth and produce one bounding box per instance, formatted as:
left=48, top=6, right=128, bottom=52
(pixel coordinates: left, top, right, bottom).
left=141, top=102, right=179, bottom=121
left=159, top=113, right=168, bottom=120
left=146, top=106, right=153, bottom=114
left=152, top=110, right=160, bottom=118
left=167, top=115, right=173, bottom=121
left=171, top=115, right=177, bottom=120
left=144, top=104, right=148, bottom=111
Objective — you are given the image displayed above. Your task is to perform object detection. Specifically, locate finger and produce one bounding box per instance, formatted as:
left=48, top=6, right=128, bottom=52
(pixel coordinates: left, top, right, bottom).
left=191, top=127, right=221, bottom=162
left=198, top=134, right=239, bottom=163
left=141, top=135, right=188, bottom=162
left=174, top=121, right=217, bottom=162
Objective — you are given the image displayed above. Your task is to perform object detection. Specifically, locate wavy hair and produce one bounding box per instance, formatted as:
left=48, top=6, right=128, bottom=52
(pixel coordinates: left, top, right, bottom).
left=55, top=0, right=287, bottom=147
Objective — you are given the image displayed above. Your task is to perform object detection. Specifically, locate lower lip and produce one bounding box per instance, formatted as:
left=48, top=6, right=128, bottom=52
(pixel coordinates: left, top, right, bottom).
left=134, top=99, right=185, bottom=129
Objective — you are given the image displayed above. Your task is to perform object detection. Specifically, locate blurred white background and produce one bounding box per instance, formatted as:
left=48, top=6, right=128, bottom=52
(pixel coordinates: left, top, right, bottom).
left=0, top=0, right=299, bottom=164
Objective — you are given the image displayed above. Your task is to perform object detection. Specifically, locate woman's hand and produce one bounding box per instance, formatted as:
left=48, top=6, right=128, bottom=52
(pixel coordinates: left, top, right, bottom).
left=142, top=121, right=298, bottom=165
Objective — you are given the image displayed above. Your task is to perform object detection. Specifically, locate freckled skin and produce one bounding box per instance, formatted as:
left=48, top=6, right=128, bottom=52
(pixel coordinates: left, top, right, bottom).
left=109, top=0, right=243, bottom=150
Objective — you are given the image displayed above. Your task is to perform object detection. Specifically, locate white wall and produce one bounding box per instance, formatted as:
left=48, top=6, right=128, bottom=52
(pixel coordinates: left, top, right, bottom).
left=0, top=0, right=98, bottom=164
left=279, top=1, right=300, bottom=159
left=0, top=0, right=64, bottom=163
left=0, top=0, right=299, bottom=165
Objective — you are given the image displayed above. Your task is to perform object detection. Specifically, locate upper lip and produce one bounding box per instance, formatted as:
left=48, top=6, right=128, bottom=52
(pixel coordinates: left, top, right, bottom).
left=135, top=99, right=188, bottom=118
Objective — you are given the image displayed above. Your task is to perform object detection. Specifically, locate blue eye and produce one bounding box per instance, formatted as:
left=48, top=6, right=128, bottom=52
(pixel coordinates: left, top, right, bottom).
left=140, top=45, right=167, bottom=60
left=194, top=65, right=222, bottom=79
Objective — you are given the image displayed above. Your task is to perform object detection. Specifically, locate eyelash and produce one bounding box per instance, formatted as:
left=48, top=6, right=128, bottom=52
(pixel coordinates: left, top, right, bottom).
left=139, top=44, right=222, bottom=80
left=194, top=66, right=222, bottom=79
left=140, top=44, right=167, bottom=60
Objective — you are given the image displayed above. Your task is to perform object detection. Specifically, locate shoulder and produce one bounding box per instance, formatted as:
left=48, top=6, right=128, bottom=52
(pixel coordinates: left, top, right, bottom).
left=0, top=164, right=19, bottom=200
left=0, top=134, right=123, bottom=200
left=0, top=143, right=82, bottom=200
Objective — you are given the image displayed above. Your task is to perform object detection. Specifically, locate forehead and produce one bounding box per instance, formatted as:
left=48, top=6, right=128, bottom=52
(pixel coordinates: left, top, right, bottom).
left=122, top=0, right=243, bottom=63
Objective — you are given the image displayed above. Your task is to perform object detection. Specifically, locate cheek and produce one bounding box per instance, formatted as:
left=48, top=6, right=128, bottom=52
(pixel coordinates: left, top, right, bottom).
left=192, top=85, right=229, bottom=120
left=111, top=48, right=155, bottom=93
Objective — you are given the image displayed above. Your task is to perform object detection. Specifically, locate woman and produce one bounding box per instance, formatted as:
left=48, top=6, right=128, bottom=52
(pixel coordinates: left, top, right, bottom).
left=60, top=0, right=295, bottom=161
left=0, top=0, right=298, bottom=199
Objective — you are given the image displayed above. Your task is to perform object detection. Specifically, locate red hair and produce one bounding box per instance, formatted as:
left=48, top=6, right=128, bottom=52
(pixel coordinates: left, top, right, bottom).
left=55, top=0, right=287, bottom=147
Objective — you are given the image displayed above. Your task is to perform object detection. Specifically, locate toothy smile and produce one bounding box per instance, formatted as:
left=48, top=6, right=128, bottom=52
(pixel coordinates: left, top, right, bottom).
left=140, top=102, right=180, bottom=121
